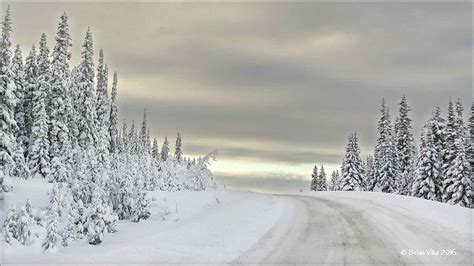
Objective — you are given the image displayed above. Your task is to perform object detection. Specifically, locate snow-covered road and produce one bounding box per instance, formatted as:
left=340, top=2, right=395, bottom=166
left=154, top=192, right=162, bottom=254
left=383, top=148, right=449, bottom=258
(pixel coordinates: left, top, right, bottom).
left=236, top=192, right=473, bottom=265
left=3, top=181, right=473, bottom=265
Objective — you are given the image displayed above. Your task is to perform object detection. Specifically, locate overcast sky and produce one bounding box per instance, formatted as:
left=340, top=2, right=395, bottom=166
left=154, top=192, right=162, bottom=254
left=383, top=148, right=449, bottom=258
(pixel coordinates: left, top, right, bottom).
left=3, top=2, right=472, bottom=193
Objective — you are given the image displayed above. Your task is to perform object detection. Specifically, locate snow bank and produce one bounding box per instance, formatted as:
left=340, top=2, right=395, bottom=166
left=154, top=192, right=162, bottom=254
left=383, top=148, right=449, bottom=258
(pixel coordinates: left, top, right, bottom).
left=2, top=180, right=284, bottom=264
left=305, top=191, right=473, bottom=239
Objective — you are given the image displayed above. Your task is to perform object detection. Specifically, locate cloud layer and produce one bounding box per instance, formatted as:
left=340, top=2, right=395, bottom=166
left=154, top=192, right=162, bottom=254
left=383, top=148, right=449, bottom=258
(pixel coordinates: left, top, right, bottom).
left=5, top=2, right=472, bottom=192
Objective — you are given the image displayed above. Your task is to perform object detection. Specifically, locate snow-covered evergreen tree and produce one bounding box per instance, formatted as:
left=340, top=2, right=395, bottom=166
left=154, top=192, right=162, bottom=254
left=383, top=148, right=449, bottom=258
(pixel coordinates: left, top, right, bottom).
left=43, top=210, right=60, bottom=252
left=43, top=183, right=61, bottom=252
left=95, top=49, right=110, bottom=147
left=175, top=132, right=183, bottom=162
left=161, top=136, right=170, bottom=161
left=109, top=72, right=118, bottom=153
left=49, top=13, right=73, bottom=183
left=0, top=5, right=16, bottom=191
left=364, top=155, right=374, bottom=191
left=442, top=100, right=472, bottom=207
left=75, top=28, right=96, bottom=148
left=442, top=100, right=457, bottom=185
left=310, top=165, right=318, bottom=191
left=373, top=100, right=398, bottom=193
left=394, top=95, right=416, bottom=195
left=152, top=138, right=159, bottom=159
left=27, top=59, right=51, bottom=179
left=442, top=138, right=472, bottom=207
left=140, top=109, right=148, bottom=153
left=340, top=132, right=365, bottom=191
left=131, top=189, right=150, bottom=222
left=23, top=45, right=38, bottom=141
left=412, top=119, right=441, bottom=201
left=84, top=189, right=107, bottom=245
left=16, top=205, right=32, bottom=245
left=1, top=202, right=32, bottom=245
left=329, top=170, right=340, bottom=191
left=318, top=165, right=327, bottom=191
left=11, top=45, right=27, bottom=147
left=3, top=205, right=18, bottom=244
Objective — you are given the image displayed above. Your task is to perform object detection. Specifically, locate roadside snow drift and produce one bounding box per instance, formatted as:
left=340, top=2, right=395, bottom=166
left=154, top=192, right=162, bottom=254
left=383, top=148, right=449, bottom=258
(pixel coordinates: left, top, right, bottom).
left=2, top=179, right=284, bottom=264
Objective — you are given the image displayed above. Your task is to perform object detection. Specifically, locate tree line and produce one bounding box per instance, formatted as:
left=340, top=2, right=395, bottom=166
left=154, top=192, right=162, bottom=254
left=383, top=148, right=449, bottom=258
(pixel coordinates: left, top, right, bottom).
left=311, top=95, right=473, bottom=209
left=0, top=7, right=216, bottom=251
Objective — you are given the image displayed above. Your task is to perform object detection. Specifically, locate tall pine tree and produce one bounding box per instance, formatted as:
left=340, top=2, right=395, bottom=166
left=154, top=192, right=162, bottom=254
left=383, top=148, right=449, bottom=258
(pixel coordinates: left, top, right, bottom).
left=412, top=117, right=441, bottom=201
left=109, top=72, right=118, bottom=153
left=140, top=109, right=148, bottom=153
left=161, top=136, right=169, bottom=161
left=373, top=100, right=398, bottom=193
left=394, top=95, right=416, bottom=195
left=310, top=165, right=318, bottom=191
left=340, top=132, right=365, bottom=191
left=0, top=6, right=18, bottom=190
left=48, top=13, right=73, bottom=182
left=318, top=165, right=327, bottom=191
left=11, top=45, right=27, bottom=147
left=23, top=45, right=38, bottom=146
left=95, top=49, right=110, bottom=150
left=442, top=100, right=472, bottom=207
left=75, top=28, right=96, bottom=148
left=175, top=132, right=183, bottom=162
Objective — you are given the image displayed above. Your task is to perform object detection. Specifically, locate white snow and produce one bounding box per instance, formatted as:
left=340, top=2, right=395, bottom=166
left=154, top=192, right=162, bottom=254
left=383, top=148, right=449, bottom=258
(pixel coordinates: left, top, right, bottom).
left=303, top=191, right=473, bottom=239
left=3, top=179, right=473, bottom=264
left=236, top=191, right=473, bottom=264
left=2, top=179, right=284, bottom=264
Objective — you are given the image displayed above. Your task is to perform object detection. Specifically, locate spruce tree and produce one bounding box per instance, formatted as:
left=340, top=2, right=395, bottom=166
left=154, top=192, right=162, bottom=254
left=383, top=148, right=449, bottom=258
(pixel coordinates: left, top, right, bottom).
left=329, top=170, right=340, bottom=191
left=175, top=132, right=183, bottom=162
left=442, top=138, right=472, bottom=207
left=43, top=183, right=61, bottom=252
left=152, top=138, right=159, bottom=159
left=94, top=53, right=110, bottom=170
left=23, top=45, right=38, bottom=144
left=340, top=132, right=365, bottom=191
left=442, top=100, right=457, bottom=186
left=442, top=100, right=472, bottom=207
left=27, top=55, right=51, bottom=179
left=109, top=72, right=118, bottom=153
left=318, top=165, right=327, bottom=191
left=412, top=120, right=441, bottom=201
left=0, top=5, right=16, bottom=190
left=394, top=95, right=416, bottom=195
left=11, top=45, right=27, bottom=146
left=161, top=136, right=170, bottom=161
left=95, top=49, right=110, bottom=149
left=140, top=109, right=148, bottom=153
left=75, top=28, right=96, bottom=148
left=373, top=100, right=398, bottom=193
left=146, top=127, right=151, bottom=154
left=3, top=205, right=18, bottom=244
left=365, top=155, right=375, bottom=191
left=310, top=165, right=318, bottom=191
left=49, top=13, right=73, bottom=183
left=17, top=205, right=32, bottom=245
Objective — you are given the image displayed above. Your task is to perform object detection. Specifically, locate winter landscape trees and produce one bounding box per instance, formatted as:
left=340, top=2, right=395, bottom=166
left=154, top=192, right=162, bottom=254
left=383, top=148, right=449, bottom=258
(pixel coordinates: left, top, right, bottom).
left=1, top=7, right=217, bottom=252
left=319, top=96, right=472, bottom=209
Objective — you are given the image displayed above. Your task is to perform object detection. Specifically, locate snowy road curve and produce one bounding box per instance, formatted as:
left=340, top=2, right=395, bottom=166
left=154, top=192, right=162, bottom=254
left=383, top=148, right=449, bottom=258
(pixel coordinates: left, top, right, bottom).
left=235, top=193, right=473, bottom=265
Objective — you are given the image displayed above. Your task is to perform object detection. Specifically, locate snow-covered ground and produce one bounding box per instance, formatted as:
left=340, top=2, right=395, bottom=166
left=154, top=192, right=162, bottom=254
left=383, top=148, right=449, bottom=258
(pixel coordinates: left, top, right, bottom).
left=2, top=179, right=284, bottom=264
left=237, top=191, right=473, bottom=265
left=3, top=180, right=473, bottom=265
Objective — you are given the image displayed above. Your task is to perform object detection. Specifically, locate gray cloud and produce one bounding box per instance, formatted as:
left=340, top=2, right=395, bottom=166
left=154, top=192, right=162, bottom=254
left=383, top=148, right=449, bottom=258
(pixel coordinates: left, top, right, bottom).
left=5, top=2, right=472, bottom=192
